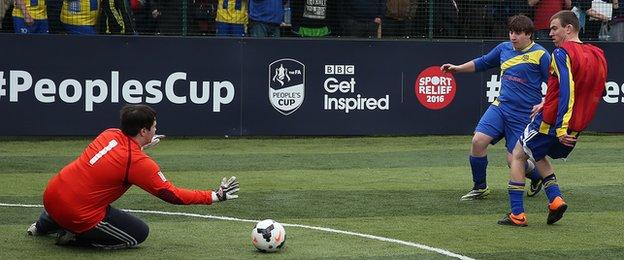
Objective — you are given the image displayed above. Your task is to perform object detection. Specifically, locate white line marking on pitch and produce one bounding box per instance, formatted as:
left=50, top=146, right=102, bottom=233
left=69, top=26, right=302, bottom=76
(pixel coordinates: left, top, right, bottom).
left=1, top=203, right=474, bottom=260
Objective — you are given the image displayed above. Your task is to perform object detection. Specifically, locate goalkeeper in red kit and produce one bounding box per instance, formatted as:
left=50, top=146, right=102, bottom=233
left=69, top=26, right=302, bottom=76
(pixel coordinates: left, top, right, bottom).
left=498, top=10, right=608, bottom=227
left=26, top=104, right=240, bottom=249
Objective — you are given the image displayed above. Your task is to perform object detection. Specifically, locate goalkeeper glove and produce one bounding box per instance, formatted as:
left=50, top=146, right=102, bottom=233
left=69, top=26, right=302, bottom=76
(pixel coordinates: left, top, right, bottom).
left=212, top=176, right=240, bottom=202
left=142, top=134, right=165, bottom=150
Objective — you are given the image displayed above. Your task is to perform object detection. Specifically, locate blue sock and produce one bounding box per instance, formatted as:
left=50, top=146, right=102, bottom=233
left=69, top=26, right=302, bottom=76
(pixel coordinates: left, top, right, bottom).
left=543, top=174, right=562, bottom=203
left=508, top=181, right=526, bottom=215
left=469, top=155, right=488, bottom=190
left=528, top=169, right=541, bottom=182
left=523, top=161, right=541, bottom=181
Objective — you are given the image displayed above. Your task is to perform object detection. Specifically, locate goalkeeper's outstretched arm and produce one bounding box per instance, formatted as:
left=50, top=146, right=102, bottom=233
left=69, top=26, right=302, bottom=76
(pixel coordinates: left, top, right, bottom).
left=129, top=158, right=239, bottom=205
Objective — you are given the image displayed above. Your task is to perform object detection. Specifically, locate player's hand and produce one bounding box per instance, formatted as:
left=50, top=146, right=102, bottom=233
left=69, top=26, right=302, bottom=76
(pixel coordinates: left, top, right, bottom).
left=152, top=9, right=161, bottom=18
left=440, top=64, right=457, bottom=73
left=530, top=101, right=544, bottom=119
left=558, top=134, right=577, bottom=147
left=142, top=134, right=165, bottom=150
left=24, top=12, right=34, bottom=26
left=214, top=176, right=239, bottom=201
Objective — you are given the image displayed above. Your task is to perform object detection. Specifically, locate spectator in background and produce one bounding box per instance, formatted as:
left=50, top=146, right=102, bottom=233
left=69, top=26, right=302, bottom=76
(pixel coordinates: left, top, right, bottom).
left=433, top=0, right=459, bottom=37
left=99, top=0, right=136, bottom=34
left=571, top=0, right=610, bottom=40
left=60, top=0, right=99, bottom=34
left=291, top=0, right=336, bottom=37
left=131, top=0, right=158, bottom=34
left=0, top=0, right=9, bottom=29
left=384, top=0, right=409, bottom=37
left=150, top=0, right=183, bottom=35
left=460, top=1, right=492, bottom=38
left=529, top=0, right=572, bottom=39
left=609, top=0, right=624, bottom=41
left=405, top=0, right=426, bottom=38
left=191, top=0, right=216, bottom=35
left=150, top=4, right=162, bottom=34
left=248, top=0, right=283, bottom=37
left=342, top=0, right=384, bottom=38
left=216, top=0, right=247, bottom=37
left=46, top=0, right=63, bottom=33
left=489, top=0, right=531, bottom=37
left=12, top=0, right=48, bottom=33
left=586, top=0, right=615, bottom=40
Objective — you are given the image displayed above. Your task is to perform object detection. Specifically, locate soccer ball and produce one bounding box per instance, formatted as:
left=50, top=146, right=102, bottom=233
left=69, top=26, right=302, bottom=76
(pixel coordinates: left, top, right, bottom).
left=251, top=219, right=286, bottom=252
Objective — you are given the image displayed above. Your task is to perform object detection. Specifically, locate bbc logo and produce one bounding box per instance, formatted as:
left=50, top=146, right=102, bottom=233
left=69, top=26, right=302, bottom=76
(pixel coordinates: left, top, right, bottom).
left=325, top=65, right=355, bottom=75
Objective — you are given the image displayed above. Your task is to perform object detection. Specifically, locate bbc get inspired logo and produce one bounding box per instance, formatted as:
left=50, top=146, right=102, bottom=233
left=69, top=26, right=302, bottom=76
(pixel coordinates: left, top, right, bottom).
left=414, top=66, right=456, bottom=110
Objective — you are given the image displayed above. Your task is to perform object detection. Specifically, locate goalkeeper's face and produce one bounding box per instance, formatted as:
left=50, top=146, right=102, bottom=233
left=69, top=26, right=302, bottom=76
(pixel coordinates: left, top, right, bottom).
left=509, top=31, right=532, bottom=50
left=140, top=120, right=157, bottom=146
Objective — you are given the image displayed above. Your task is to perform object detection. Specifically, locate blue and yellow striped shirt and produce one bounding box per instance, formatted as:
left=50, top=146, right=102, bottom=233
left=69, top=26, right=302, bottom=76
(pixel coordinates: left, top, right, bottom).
left=61, top=0, right=99, bottom=26
left=12, top=0, right=47, bottom=20
left=216, top=0, right=248, bottom=24
left=474, top=42, right=551, bottom=113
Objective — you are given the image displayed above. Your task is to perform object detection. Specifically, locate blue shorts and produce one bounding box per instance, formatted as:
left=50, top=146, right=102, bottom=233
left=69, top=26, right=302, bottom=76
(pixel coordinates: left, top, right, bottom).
left=475, top=104, right=529, bottom=153
left=63, top=23, right=97, bottom=35
left=13, top=17, right=49, bottom=34
left=216, top=22, right=245, bottom=37
left=519, top=127, right=576, bottom=161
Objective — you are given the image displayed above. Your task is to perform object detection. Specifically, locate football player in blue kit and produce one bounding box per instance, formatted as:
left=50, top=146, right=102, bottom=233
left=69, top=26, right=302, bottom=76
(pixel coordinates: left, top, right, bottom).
left=440, top=15, right=550, bottom=200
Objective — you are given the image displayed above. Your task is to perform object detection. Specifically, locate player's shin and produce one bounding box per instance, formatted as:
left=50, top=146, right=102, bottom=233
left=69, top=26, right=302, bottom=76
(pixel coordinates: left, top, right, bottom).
left=508, top=181, right=526, bottom=215
left=509, top=158, right=527, bottom=214
left=524, top=159, right=543, bottom=197
left=524, top=160, right=541, bottom=181
left=542, top=174, right=562, bottom=203
left=469, top=155, right=488, bottom=189
left=543, top=173, right=568, bottom=224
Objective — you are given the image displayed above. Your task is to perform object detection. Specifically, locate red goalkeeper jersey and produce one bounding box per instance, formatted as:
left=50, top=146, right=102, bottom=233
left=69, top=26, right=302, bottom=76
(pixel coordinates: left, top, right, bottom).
left=535, top=41, right=608, bottom=136
left=43, top=128, right=213, bottom=233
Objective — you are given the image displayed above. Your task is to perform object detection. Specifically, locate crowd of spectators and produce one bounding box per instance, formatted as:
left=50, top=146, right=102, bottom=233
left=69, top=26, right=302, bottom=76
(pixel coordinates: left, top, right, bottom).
left=1, top=0, right=622, bottom=41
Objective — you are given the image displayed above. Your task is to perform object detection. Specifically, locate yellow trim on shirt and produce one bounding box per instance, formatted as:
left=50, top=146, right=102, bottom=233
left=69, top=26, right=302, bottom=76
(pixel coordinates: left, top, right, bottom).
left=557, top=56, right=575, bottom=137
left=500, top=50, right=546, bottom=75
left=539, top=121, right=551, bottom=134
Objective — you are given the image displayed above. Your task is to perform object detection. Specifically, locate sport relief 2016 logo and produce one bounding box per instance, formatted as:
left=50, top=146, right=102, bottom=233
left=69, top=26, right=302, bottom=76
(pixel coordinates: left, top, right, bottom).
left=415, top=66, right=456, bottom=110
left=269, top=58, right=305, bottom=115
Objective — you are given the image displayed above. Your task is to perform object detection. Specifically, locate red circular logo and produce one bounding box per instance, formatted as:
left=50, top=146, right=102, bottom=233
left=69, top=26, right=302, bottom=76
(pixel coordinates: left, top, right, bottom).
left=414, top=66, right=457, bottom=110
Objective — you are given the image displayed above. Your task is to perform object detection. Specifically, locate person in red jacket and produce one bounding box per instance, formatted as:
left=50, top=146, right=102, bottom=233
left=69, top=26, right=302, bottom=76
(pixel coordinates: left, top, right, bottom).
left=27, top=104, right=240, bottom=249
left=529, top=0, right=572, bottom=39
left=498, top=10, right=608, bottom=227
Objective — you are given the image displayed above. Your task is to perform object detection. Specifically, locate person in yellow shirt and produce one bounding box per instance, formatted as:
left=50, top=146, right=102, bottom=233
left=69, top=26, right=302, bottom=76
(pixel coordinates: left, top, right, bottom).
left=60, top=0, right=99, bottom=34
left=12, top=0, right=49, bottom=33
left=216, top=0, right=247, bottom=36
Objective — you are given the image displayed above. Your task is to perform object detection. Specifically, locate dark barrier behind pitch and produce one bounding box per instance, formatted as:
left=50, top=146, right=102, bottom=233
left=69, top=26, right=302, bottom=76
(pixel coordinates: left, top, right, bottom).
left=0, top=35, right=622, bottom=135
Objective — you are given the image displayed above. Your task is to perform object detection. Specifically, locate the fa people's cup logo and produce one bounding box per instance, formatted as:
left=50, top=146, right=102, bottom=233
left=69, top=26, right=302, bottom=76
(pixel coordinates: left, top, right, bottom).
left=268, top=59, right=305, bottom=116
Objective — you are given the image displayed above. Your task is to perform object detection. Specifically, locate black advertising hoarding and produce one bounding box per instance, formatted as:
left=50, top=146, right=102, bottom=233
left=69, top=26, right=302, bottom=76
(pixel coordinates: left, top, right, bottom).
left=0, top=35, right=622, bottom=135
left=241, top=39, right=482, bottom=135
left=587, top=42, right=624, bottom=132
left=0, top=34, right=242, bottom=135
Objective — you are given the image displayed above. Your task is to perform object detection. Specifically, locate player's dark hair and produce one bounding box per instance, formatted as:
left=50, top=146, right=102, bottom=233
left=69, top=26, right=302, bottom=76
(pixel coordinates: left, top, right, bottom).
left=550, top=10, right=580, bottom=32
left=120, top=104, right=156, bottom=136
left=508, top=15, right=535, bottom=36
